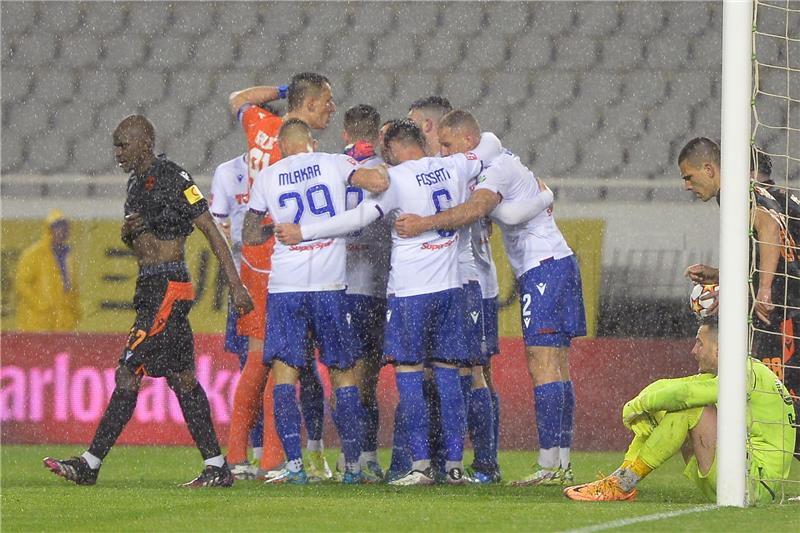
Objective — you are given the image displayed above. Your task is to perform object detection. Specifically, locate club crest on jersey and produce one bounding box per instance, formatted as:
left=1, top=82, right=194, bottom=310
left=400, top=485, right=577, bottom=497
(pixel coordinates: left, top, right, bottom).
left=144, top=175, right=156, bottom=191
left=536, top=283, right=547, bottom=295
left=470, top=311, right=480, bottom=323
left=466, top=152, right=478, bottom=160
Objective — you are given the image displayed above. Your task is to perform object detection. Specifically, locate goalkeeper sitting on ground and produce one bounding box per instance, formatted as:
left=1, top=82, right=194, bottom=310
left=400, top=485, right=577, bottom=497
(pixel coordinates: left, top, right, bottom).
left=565, top=320, right=795, bottom=504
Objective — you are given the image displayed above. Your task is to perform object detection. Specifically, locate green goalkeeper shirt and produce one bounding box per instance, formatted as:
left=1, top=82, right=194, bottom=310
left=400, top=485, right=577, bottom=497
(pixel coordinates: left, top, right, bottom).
left=637, top=359, right=796, bottom=482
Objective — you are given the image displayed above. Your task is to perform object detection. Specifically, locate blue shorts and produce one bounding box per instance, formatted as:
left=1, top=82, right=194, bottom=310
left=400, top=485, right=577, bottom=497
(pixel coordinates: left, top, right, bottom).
left=264, top=290, right=357, bottom=370
left=346, top=293, right=387, bottom=362
left=482, top=296, right=500, bottom=358
left=518, top=255, right=586, bottom=347
left=463, top=281, right=485, bottom=366
left=224, top=300, right=249, bottom=368
left=384, top=288, right=468, bottom=367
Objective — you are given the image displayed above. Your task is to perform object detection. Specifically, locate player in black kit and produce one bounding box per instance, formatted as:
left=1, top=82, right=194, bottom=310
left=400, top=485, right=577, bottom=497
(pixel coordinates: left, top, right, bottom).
left=43, top=115, right=254, bottom=487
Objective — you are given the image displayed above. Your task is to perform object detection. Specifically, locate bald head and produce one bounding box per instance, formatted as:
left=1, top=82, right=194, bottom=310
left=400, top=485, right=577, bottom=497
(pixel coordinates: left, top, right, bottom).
left=278, top=118, right=315, bottom=156
left=113, top=114, right=156, bottom=175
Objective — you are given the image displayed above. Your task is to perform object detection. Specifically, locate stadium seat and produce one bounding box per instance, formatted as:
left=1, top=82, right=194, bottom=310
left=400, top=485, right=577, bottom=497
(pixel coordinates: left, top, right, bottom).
left=573, top=2, right=620, bottom=37
left=82, top=2, right=127, bottom=36
left=622, top=71, right=668, bottom=108
left=531, top=132, right=578, bottom=177
left=60, top=34, right=102, bottom=68
left=577, top=73, right=624, bottom=106
left=644, top=35, right=690, bottom=70
left=417, top=34, right=463, bottom=72
left=484, top=72, right=530, bottom=108
left=600, top=34, right=645, bottom=72
left=323, top=34, right=375, bottom=73
left=647, top=101, right=692, bottom=143
left=212, top=69, right=260, bottom=109
left=193, top=33, right=237, bottom=70
left=236, top=29, right=283, bottom=70
left=36, top=1, right=81, bottom=34
left=624, top=132, right=673, bottom=179
left=471, top=102, right=508, bottom=137
left=754, top=93, right=789, bottom=130
left=11, top=32, right=57, bottom=69
left=123, top=69, right=167, bottom=105
left=507, top=102, right=555, bottom=142
left=394, top=73, right=442, bottom=107
left=754, top=33, right=784, bottom=69
left=440, top=2, right=486, bottom=35
left=532, top=71, right=578, bottom=108
left=6, top=100, right=50, bottom=138
left=350, top=71, right=394, bottom=109
left=1, top=132, right=24, bottom=173
left=27, top=131, right=70, bottom=174
left=617, top=2, right=666, bottom=37
left=283, top=31, right=327, bottom=72
left=145, top=99, right=189, bottom=140
left=125, top=2, right=173, bottom=35
left=2, top=69, right=33, bottom=104
left=186, top=103, right=236, bottom=143
left=485, top=1, right=530, bottom=37
left=530, top=1, right=576, bottom=36
left=171, top=2, right=216, bottom=35
left=216, top=3, right=259, bottom=37
left=51, top=100, right=95, bottom=138
left=95, top=103, right=140, bottom=137
left=506, top=32, right=553, bottom=71
left=71, top=131, right=116, bottom=175
left=579, top=131, right=625, bottom=177
left=757, top=63, right=791, bottom=98
left=441, top=74, right=485, bottom=109
left=208, top=129, right=247, bottom=170
left=688, top=31, right=722, bottom=70
left=463, top=33, right=507, bottom=70
left=1, top=1, right=36, bottom=35
left=669, top=72, right=714, bottom=106
left=302, top=3, right=350, bottom=37
left=500, top=129, right=536, bottom=160
left=664, top=2, right=711, bottom=36
left=260, top=2, right=306, bottom=36
left=394, top=2, right=441, bottom=36
left=315, top=127, right=343, bottom=154
left=103, top=34, right=148, bottom=70
left=32, top=69, right=77, bottom=103
left=691, top=101, right=721, bottom=140
left=556, top=102, right=602, bottom=141
left=602, top=101, right=648, bottom=144
left=146, top=35, right=192, bottom=70
left=165, top=134, right=211, bottom=175
left=170, top=70, right=213, bottom=107
left=351, top=3, right=396, bottom=36
left=372, top=34, right=417, bottom=70
left=553, top=36, right=600, bottom=71
left=77, top=70, right=122, bottom=107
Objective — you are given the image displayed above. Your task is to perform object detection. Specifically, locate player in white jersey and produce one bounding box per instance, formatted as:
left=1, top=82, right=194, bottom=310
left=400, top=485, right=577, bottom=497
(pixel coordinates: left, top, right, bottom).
left=242, top=119, right=388, bottom=485
left=396, top=110, right=584, bottom=487
left=336, top=104, right=392, bottom=482
left=208, top=153, right=264, bottom=463
left=276, top=120, right=485, bottom=485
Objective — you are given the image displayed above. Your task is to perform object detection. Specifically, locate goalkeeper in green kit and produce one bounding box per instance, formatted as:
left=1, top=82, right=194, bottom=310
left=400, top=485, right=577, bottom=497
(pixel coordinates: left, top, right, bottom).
left=565, top=320, right=795, bottom=503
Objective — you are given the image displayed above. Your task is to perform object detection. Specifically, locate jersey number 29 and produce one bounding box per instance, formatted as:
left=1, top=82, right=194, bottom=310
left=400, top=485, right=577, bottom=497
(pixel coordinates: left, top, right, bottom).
left=278, top=184, right=335, bottom=224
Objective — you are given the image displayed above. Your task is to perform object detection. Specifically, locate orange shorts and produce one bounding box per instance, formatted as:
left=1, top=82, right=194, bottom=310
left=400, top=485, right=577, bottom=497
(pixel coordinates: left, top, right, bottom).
left=237, top=239, right=274, bottom=340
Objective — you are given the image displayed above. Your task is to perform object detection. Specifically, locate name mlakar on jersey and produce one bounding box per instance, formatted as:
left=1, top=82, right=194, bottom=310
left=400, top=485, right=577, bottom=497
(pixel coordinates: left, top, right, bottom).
left=278, top=164, right=322, bottom=186
left=415, top=167, right=453, bottom=187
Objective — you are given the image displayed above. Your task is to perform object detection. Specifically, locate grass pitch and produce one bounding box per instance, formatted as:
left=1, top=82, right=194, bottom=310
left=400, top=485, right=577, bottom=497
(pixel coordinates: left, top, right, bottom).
left=2, top=445, right=798, bottom=532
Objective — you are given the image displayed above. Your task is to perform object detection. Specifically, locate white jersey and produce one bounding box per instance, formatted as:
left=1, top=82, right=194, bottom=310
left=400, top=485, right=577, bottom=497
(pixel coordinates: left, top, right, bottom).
left=377, top=153, right=483, bottom=297
left=476, top=149, right=573, bottom=278
left=249, top=151, right=359, bottom=293
left=345, top=155, right=392, bottom=298
left=209, top=153, right=249, bottom=248
left=471, top=218, right=499, bottom=298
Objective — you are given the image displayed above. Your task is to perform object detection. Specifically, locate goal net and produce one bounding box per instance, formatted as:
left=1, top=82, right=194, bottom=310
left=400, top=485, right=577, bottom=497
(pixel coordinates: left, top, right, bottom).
left=750, top=0, right=800, bottom=505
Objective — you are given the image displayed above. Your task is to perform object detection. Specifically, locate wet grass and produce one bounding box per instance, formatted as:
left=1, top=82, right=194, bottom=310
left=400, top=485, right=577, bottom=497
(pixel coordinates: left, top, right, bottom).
left=2, top=445, right=798, bottom=532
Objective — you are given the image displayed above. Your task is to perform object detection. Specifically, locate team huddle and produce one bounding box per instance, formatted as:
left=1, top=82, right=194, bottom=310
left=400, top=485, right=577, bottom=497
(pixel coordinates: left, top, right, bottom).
left=41, top=71, right=796, bottom=502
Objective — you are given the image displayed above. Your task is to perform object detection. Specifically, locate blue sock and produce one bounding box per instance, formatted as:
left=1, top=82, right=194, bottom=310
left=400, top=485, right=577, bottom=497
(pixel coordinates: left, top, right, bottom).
left=424, top=373, right=445, bottom=473
left=389, top=403, right=411, bottom=474
left=459, top=374, right=473, bottom=422
left=468, top=387, right=495, bottom=470
left=433, top=367, right=466, bottom=463
left=362, top=399, right=379, bottom=453
left=396, top=371, right=428, bottom=462
left=560, top=380, right=575, bottom=467
left=491, top=390, right=501, bottom=464
left=534, top=382, right=564, bottom=467
left=273, top=383, right=302, bottom=463
left=249, top=407, right=264, bottom=448
left=332, top=386, right=362, bottom=471
left=299, top=364, right=324, bottom=442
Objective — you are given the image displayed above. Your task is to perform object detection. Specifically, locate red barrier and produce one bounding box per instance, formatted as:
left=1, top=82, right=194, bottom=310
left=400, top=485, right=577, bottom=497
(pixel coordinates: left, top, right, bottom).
left=0, top=333, right=695, bottom=450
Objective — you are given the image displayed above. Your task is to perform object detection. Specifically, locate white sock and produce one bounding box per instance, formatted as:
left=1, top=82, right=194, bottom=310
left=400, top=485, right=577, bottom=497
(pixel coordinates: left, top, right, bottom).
left=411, top=459, right=431, bottom=472
left=359, top=451, right=378, bottom=465
left=337, top=452, right=345, bottom=472
left=559, top=447, right=571, bottom=469
left=537, top=447, right=559, bottom=469
left=81, top=451, right=102, bottom=470
left=252, top=447, right=263, bottom=461
left=287, top=458, right=304, bottom=473
left=204, top=455, right=225, bottom=468
left=306, top=439, right=323, bottom=452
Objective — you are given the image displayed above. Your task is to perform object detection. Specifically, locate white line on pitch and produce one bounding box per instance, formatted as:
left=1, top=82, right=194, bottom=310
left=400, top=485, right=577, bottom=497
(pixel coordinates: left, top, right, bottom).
left=559, top=504, right=718, bottom=533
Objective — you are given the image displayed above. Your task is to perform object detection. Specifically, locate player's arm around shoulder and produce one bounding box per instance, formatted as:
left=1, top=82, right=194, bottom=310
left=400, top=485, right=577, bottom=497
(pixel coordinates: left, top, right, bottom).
left=395, top=188, right=500, bottom=238
left=350, top=163, right=389, bottom=194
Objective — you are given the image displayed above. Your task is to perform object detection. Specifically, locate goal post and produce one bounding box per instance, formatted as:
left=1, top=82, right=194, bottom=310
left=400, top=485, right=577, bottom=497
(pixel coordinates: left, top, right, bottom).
left=717, top=0, right=753, bottom=508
